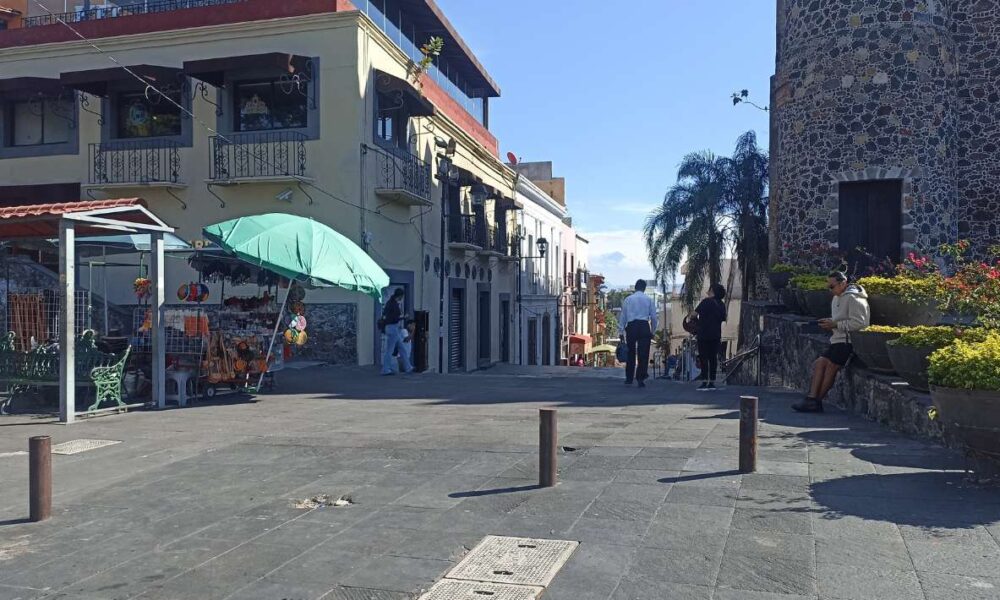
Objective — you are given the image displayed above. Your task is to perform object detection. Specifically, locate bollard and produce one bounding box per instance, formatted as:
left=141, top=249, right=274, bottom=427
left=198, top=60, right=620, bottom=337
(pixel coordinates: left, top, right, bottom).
left=739, top=396, right=759, bottom=474
left=29, top=436, right=51, bottom=522
left=539, top=409, right=557, bottom=488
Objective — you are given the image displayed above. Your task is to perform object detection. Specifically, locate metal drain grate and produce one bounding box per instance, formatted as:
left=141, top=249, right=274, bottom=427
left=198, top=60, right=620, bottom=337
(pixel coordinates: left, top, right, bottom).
left=418, top=580, right=543, bottom=600
left=51, top=439, right=121, bottom=455
left=445, top=536, right=578, bottom=587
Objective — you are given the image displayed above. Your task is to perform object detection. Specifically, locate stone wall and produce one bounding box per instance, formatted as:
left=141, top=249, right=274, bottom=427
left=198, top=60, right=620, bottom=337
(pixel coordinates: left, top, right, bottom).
left=773, top=0, right=1000, bottom=261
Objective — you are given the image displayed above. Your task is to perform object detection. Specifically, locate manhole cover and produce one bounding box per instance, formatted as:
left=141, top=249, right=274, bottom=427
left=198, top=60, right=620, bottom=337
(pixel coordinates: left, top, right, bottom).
left=418, top=580, right=543, bottom=600
left=51, top=439, right=121, bottom=455
left=446, top=536, right=578, bottom=587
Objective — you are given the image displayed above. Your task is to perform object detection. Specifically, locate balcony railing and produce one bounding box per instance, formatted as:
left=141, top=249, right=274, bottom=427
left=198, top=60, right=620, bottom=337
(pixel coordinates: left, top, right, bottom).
left=23, top=0, right=247, bottom=28
left=449, top=213, right=481, bottom=247
left=209, top=131, right=307, bottom=182
left=371, top=146, right=432, bottom=205
left=90, top=139, right=181, bottom=185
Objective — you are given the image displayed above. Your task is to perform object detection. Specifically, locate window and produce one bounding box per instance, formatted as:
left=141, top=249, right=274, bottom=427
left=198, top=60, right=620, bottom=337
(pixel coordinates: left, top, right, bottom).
left=115, top=90, right=182, bottom=139
left=375, top=91, right=407, bottom=148
left=8, top=97, right=73, bottom=146
left=233, top=79, right=308, bottom=132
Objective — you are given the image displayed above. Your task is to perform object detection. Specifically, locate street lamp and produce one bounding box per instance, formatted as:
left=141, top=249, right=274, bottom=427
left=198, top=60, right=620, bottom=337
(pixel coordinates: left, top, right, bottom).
left=536, top=237, right=548, bottom=258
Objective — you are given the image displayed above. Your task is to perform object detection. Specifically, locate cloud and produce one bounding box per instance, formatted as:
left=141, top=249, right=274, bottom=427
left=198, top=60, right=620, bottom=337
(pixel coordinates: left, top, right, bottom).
left=596, top=251, right=627, bottom=265
left=580, top=229, right=658, bottom=288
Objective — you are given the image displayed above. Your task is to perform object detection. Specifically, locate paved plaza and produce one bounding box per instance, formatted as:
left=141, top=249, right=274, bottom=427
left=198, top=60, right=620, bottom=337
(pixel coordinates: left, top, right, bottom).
left=1, top=366, right=999, bottom=600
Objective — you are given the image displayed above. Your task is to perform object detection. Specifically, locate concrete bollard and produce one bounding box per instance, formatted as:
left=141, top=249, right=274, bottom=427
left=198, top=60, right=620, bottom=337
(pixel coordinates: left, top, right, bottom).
left=539, top=409, right=557, bottom=488
left=739, top=396, right=759, bottom=474
left=29, top=436, right=51, bottom=522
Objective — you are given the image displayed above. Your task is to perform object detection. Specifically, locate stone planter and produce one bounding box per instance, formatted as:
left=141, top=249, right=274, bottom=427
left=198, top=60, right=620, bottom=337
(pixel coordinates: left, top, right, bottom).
left=781, top=287, right=803, bottom=314
left=769, top=271, right=793, bottom=291
left=868, top=294, right=941, bottom=326
left=930, top=386, right=1000, bottom=459
left=886, top=343, right=935, bottom=392
left=851, top=329, right=902, bottom=374
left=802, top=290, right=832, bottom=319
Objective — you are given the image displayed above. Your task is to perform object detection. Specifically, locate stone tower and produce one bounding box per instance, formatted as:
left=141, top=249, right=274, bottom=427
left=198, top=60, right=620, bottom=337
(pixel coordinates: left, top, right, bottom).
left=771, top=0, right=1000, bottom=267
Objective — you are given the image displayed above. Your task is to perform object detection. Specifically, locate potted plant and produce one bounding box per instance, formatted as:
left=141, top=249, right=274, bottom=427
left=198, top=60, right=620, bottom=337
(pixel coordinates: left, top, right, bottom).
left=851, top=325, right=907, bottom=374
left=790, top=274, right=831, bottom=319
left=858, top=274, right=943, bottom=326
left=928, top=332, right=1000, bottom=459
left=939, top=241, right=1000, bottom=330
left=769, top=263, right=801, bottom=291
left=886, top=327, right=986, bottom=392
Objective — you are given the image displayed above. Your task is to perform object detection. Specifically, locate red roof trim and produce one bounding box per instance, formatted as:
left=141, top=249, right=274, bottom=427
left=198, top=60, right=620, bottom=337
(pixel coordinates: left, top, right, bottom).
left=0, top=198, right=142, bottom=220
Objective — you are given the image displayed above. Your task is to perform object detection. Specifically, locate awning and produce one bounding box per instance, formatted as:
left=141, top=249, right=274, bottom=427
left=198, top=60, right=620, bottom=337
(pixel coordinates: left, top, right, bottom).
left=183, top=53, right=309, bottom=87
left=60, top=65, right=182, bottom=97
left=0, top=77, right=65, bottom=99
left=570, top=335, right=593, bottom=345
left=0, top=198, right=173, bottom=238
left=375, top=70, right=435, bottom=117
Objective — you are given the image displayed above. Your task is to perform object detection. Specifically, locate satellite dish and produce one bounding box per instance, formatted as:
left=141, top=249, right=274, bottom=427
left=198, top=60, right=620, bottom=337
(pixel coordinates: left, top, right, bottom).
left=506, top=152, right=518, bottom=165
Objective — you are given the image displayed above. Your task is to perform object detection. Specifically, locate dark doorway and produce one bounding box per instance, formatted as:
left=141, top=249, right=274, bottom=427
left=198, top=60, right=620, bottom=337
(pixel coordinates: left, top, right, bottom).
left=499, top=298, right=510, bottom=363
left=449, top=286, right=465, bottom=372
left=542, top=314, right=551, bottom=366
left=527, top=319, right=538, bottom=366
left=839, top=180, right=903, bottom=275
left=477, top=287, right=491, bottom=368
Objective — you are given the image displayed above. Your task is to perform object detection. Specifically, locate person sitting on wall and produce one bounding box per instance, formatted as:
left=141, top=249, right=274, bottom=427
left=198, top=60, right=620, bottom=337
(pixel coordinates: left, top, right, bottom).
left=792, top=271, right=870, bottom=413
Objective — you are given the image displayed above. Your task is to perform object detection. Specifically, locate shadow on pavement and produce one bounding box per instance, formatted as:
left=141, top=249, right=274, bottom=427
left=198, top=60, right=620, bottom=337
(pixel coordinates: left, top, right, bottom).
left=449, top=484, right=542, bottom=498
left=659, top=470, right=743, bottom=484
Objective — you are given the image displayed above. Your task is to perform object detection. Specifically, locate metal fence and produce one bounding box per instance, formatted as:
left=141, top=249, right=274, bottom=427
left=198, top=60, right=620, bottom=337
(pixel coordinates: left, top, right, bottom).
left=371, top=146, right=431, bottom=202
left=209, top=131, right=307, bottom=182
left=23, top=0, right=247, bottom=27
left=90, top=139, right=181, bottom=185
left=448, top=213, right=480, bottom=246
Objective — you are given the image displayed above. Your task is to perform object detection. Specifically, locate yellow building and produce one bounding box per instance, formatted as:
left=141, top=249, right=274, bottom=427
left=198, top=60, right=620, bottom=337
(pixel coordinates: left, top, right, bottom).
left=0, top=0, right=520, bottom=373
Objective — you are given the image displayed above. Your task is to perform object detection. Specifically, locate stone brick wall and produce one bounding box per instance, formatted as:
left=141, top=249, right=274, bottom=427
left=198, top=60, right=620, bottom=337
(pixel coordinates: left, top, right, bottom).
left=773, top=0, right=1000, bottom=262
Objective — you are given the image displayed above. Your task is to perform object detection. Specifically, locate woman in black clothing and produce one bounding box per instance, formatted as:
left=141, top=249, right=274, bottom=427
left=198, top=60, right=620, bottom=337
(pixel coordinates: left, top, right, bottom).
left=695, top=284, right=727, bottom=391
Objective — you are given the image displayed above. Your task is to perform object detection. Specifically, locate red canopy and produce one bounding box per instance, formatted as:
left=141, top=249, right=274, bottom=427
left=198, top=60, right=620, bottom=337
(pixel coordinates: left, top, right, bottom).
left=0, top=198, right=172, bottom=238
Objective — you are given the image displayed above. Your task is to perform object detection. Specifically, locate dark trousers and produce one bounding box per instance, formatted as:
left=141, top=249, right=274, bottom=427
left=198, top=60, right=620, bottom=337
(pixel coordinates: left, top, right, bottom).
left=625, top=320, right=652, bottom=383
left=698, top=338, right=720, bottom=382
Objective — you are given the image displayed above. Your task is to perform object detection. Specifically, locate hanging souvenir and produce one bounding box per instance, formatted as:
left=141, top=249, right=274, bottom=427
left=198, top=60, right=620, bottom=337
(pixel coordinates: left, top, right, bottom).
left=134, top=277, right=151, bottom=301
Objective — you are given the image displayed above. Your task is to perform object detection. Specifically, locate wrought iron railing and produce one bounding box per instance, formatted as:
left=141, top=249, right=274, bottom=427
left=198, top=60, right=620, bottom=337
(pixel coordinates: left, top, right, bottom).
left=371, top=146, right=431, bottom=202
left=209, top=131, right=307, bottom=181
left=23, top=0, right=247, bottom=28
left=449, top=214, right=481, bottom=246
left=482, top=226, right=515, bottom=256
left=90, top=139, right=181, bottom=185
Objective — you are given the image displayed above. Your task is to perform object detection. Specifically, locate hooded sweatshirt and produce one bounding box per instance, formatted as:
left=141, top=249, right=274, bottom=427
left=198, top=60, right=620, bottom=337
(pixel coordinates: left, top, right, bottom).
left=830, top=284, right=870, bottom=344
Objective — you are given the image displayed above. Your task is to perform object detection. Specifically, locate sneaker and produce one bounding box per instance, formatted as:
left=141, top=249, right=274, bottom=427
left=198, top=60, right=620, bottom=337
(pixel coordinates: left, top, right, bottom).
left=638, top=380, right=646, bottom=388
left=792, top=397, right=824, bottom=413
left=696, top=382, right=709, bottom=391
left=705, top=383, right=717, bottom=391
left=625, top=380, right=633, bottom=386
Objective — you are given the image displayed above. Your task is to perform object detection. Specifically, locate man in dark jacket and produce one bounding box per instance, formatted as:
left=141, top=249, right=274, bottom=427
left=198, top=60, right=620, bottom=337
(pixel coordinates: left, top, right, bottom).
left=380, top=288, right=412, bottom=375
left=695, top=284, right=727, bottom=391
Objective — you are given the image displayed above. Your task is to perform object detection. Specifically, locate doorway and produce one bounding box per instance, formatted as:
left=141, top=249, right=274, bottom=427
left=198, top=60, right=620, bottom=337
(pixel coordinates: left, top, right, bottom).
left=839, top=180, right=903, bottom=274
left=542, top=313, right=551, bottom=366
left=499, top=295, right=510, bottom=363
left=527, top=318, right=538, bottom=366
left=448, top=283, right=465, bottom=372
left=477, top=285, right=491, bottom=368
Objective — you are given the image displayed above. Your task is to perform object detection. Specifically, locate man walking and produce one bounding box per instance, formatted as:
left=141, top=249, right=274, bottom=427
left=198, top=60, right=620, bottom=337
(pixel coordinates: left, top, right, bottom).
left=619, top=279, right=657, bottom=388
left=380, top=288, right=413, bottom=375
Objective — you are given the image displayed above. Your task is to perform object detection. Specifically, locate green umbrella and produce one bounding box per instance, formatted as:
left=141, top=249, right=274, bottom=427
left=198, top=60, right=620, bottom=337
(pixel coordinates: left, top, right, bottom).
left=203, top=214, right=389, bottom=299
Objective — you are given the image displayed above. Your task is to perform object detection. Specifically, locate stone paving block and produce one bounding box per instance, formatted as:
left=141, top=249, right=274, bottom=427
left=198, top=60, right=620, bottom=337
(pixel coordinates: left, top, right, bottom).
left=642, top=522, right=729, bottom=555
left=338, top=555, right=451, bottom=593
left=0, top=584, right=45, bottom=600
left=364, top=506, right=441, bottom=531
left=323, top=586, right=413, bottom=600
left=664, top=484, right=739, bottom=508
left=814, top=534, right=912, bottom=571
left=736, top=487, right=816, bottom=511
left=740, top=474, right=811, bottom=493
left=385, top=531, right=480, bottom=562
left=582, top=484, right=669, bottom=522
left=918, top=572, right=1000, bottom=600
left=634, top=447, right=697, bottom=459
left=259, top=548, right=368, bottom=586
left=723, top=529, right=814, bottom=560
left=612, top=469, right=679, bottom=485
left=423, top=506, right=505, bottom=535
left=230, top=578, right=338, bottom=600
left=625, top=456, right=690, bottom=471
left=732, top=508, right=813, bottom=535
left=625, top=547, right=722, bottom=588
left=583, top=446, right=643, bottom=457
left=543, top=542, right=635, bottom=600
left=666, top=470, right=743, bottom=488
left=653, top=503, right=734, bottom=532
left=906, top=533, right=1000, bottom=577
left=610, top=576, right=712, bottom=600
left=712, top=590, right=817, bottom=600
left=810, top=513, right=901, bottom=540
left=322, top=525, right=413, bottom=556
left=716, top=554, right=816, bottom=596
left=493, top=514, right=577, bottom=539
left=816, top=563, right=923, bottom=600
left=568, top=517, right=650, bottom=547
left=756, top=461, right=810, bottom=477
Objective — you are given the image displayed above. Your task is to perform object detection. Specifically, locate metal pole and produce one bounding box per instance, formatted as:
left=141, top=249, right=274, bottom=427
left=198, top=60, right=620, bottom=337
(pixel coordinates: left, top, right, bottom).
left=58, top=219, right=76, bottom=424
left=256, top=288, right=290, bottom=392
left=29, top=436, right=51, bottom=522
left=739, top=396, right=759, bottom=473
left=437, top=158, right=449, bottom=374
left=150, top=232, right=166, bottom=410
left=539, top=408, right=557, bottom=487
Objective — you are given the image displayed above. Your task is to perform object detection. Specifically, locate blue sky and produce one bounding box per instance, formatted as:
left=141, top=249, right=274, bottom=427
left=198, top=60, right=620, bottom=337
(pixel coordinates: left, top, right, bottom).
left=436, top=0, right=775, bottom=287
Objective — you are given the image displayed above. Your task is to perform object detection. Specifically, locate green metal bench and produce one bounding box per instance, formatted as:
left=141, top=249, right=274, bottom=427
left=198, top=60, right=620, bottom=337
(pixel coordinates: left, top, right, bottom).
left=0, top=330, right=132, bottom=415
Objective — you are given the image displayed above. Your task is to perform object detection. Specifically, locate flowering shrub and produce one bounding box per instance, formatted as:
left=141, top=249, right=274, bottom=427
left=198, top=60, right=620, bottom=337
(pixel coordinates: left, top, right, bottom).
left=928, top=332, right=1000, bottom=391
left=886, top=326, right=988, bottom=349
left=862, top=325, right=910, bottom=335
left=857, top=275, right=944, bottom=304
left=771, top=263, right=804, bottom=274
left=790, top=274, right=829, bottom=291
left=938, top=241, right=1000, bottom=329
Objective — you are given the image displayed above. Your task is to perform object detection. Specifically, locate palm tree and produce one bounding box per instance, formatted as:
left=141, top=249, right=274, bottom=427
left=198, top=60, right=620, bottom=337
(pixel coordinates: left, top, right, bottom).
left=723, top=131, right=769, bottom=301
left=644, top=151, right=729, bottom=309
left=644, top=132, right=770, bottom=309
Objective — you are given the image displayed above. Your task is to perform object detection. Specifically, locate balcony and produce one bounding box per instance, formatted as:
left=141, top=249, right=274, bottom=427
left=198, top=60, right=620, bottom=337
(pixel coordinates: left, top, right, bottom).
left=209, top=131, right=309, bottom=185
left=22, top=0, right=247, bottom=28
left=87, top=140, right=184, bottom=189
left=478, top=226, right=518, bottom=259
left=371, top=147, right=432, bottom=207
left=448, top=214, right=482, bottom=251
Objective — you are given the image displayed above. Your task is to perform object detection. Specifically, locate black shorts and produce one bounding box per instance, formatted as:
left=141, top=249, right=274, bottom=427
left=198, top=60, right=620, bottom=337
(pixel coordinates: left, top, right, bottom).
left=823, top=343, right=853, bottom=367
